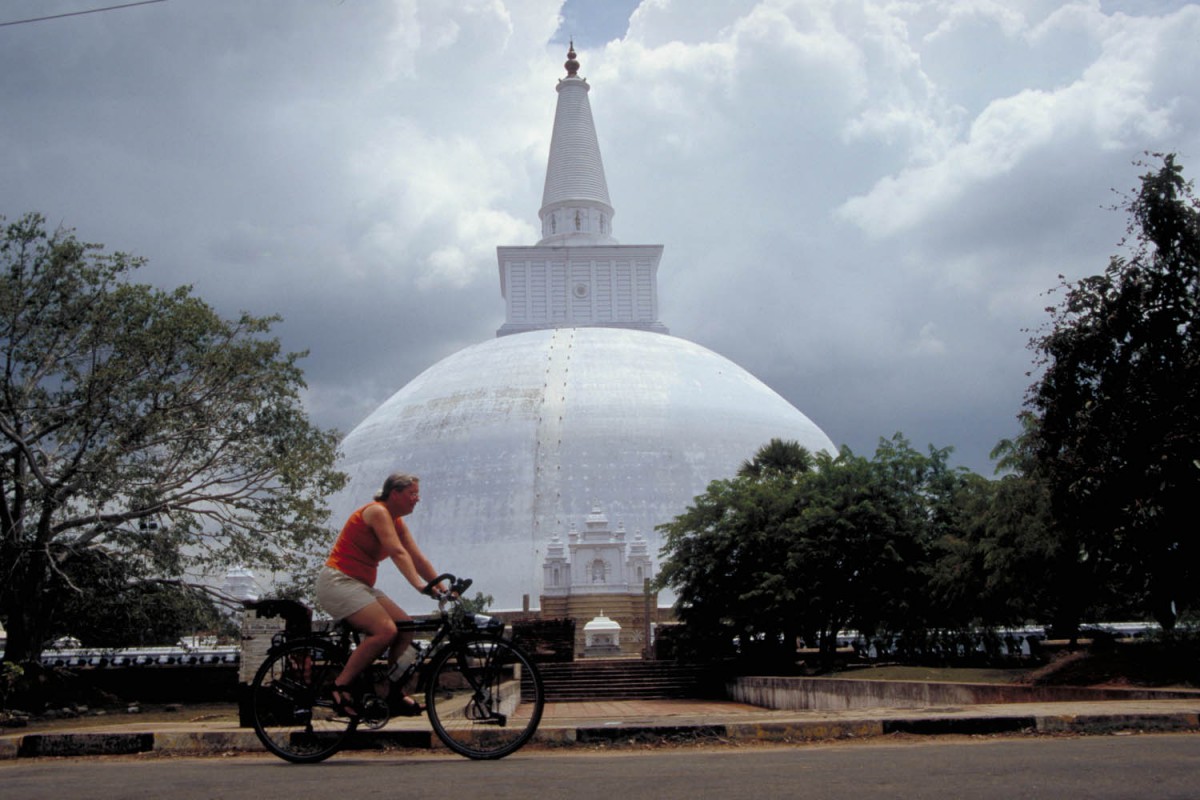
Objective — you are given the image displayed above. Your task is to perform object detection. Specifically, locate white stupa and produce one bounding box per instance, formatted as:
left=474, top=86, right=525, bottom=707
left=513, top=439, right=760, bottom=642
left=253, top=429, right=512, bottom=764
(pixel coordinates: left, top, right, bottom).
left=331, top=45, right=835, bottom=610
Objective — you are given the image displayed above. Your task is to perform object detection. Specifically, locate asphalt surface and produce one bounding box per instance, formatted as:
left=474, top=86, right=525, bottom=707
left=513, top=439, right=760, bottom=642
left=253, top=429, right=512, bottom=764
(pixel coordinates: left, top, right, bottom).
left=3, top=696, right=1199, bottom=759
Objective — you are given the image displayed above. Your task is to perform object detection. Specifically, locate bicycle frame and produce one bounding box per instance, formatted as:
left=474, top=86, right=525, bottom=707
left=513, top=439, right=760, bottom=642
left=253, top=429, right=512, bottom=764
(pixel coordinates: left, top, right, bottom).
left=251, top=574, right=543, bottom=762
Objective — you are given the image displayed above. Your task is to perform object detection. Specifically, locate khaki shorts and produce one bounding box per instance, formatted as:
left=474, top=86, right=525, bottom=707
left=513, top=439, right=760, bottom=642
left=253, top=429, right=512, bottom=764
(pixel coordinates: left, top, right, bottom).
left=315, top=566, right=388, bottom=621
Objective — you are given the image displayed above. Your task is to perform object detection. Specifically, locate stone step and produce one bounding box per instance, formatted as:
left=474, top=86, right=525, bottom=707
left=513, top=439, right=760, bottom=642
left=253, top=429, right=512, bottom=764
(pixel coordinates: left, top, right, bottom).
left=524, top=659, right=723, bottom=702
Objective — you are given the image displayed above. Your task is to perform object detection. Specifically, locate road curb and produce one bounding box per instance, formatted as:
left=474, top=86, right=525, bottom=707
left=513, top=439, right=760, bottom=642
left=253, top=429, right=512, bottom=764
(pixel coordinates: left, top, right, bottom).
left=727, top=720, right=885, bottom=742
left=0, top=738, right=20, bottom=760
left=16, top=732, right=155, bottom=758
left=1035, top=712, right=1200, bottom=735
left=882, top=716, right=1037, bottom=736
left=3, top=711, right=1198, bottom=759
left=151, top=730, right=261, bottom=754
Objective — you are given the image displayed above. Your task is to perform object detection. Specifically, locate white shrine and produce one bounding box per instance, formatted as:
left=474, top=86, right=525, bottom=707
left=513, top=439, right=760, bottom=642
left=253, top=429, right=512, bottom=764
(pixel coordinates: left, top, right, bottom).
left=582, top=612, right=622, bottom=657
left=541, top=504, right=656, bottom=657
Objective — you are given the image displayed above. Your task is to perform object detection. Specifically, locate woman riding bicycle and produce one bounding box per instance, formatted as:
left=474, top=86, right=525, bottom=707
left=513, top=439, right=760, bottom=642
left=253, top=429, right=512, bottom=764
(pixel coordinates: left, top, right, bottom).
left=315, top=472, right=445, bottom=718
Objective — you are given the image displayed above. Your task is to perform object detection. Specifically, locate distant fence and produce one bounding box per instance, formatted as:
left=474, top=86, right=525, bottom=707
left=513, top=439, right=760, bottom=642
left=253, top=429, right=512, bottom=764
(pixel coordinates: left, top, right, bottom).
left=823, top=622, right=1166, bottom=665
left=36, top=646, right=240, bottom=669
left=1, top=645, right=241, bottom=706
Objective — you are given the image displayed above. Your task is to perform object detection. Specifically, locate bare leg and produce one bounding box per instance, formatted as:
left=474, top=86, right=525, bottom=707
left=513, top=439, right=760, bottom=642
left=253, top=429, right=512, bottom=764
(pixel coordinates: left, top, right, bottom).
left=375, top=595, right=414, bottom=681
left=352, top=595, right=414, bottom=698
left=335, top=601, right=397, bottom=694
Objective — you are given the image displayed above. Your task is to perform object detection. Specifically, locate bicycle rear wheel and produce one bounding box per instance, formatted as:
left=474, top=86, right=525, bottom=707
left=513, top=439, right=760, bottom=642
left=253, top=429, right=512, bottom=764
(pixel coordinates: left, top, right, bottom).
left=425, top=636, right=545, bottom=759
left=250, top=639, right=358, bottom=763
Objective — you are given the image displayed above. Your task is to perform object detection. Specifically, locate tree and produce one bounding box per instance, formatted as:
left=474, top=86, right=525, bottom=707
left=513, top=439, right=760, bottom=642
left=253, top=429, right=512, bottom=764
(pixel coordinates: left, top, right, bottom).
left=655, top=473, right=791, bottom=663
left=737, top=438, right=813, bottom=479
left=928, top=436, right=1064, bottom=632
left=861, top=435, right=972, bottom=637
left=657, top=434, right=971, bottom=668
left=778, top=446, right=927, bottom=665
left=1025, top=154, right=1200, bottom=631
left=0, top=213, right=345, bottom=664
left=933, top=419, right=1136, bottom=638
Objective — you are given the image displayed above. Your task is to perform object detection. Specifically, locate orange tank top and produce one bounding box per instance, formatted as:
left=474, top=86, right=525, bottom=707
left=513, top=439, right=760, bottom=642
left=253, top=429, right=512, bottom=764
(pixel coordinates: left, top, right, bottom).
left=326, top=502, right=394, bottom=586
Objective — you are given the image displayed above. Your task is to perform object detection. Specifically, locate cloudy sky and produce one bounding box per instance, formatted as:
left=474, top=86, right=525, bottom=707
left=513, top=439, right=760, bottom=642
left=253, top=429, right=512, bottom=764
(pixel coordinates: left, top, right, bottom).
left=3, top=0, right=1198, bottom=477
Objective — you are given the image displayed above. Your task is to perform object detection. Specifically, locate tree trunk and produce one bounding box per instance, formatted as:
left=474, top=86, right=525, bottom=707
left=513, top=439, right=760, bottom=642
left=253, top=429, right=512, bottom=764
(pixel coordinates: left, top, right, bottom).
left=1, top=604, right=44, bottom=666
left=1151, top=598, right=1177, bottom=633
left=1, top=544, right=54, bottom=665
left=817, top=625, right=838, bottom=672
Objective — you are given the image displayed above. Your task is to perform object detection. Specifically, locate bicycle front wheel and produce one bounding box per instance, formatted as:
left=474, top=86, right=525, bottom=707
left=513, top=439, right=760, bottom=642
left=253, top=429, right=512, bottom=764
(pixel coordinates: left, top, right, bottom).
left=250, top=639, right=358, bottom=763
left=425, top=636, right=545, bottom=759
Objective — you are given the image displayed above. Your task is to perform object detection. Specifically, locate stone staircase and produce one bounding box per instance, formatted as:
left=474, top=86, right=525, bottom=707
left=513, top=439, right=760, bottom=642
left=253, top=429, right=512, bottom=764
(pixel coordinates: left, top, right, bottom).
left=525, top=659, right=724, bottom=702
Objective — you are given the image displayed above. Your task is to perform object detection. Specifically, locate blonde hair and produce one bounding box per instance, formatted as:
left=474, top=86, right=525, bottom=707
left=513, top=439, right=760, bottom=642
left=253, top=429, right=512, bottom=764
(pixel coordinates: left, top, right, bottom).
left=374, top=472, right=419, bottom=502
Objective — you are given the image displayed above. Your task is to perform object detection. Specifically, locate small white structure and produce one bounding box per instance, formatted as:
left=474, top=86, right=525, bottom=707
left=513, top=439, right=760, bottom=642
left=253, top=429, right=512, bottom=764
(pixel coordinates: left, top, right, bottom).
left=221, top=567, right=261, bottom=604
left=583, top=612, right=622, bottom=656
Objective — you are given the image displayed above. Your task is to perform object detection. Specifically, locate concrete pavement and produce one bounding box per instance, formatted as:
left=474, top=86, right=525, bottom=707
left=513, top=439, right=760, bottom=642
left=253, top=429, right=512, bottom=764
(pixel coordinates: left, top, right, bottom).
left=4, top=696, right=1199, bottom=759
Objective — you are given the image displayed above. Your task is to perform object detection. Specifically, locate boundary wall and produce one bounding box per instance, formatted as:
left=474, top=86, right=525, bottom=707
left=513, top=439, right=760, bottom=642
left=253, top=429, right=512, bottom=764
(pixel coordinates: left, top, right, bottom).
left=728, top=675, right=1200, bottom=711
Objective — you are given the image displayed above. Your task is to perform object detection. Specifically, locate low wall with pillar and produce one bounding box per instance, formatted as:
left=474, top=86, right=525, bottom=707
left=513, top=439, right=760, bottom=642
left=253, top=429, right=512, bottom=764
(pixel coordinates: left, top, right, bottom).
left=727, top=676, right=1200, bottom=711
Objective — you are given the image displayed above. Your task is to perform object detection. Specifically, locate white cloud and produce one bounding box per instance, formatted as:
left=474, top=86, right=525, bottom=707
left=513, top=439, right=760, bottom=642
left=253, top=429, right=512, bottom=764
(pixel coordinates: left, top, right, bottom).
left=837, top=3, right=1199, bottom=241
left=421, top=207, right=533, bottom=290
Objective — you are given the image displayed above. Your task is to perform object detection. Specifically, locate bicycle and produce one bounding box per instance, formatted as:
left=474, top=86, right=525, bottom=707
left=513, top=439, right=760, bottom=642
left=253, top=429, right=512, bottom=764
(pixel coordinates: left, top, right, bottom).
left=249, top=574, right=545, bottom=763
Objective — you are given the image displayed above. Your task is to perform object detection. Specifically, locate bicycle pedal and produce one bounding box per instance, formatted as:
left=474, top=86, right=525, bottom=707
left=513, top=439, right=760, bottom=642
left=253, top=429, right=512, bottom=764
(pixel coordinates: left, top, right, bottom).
left=359, top=694, right=389, bottom=729
left=474, top=715, right=506, bottom=726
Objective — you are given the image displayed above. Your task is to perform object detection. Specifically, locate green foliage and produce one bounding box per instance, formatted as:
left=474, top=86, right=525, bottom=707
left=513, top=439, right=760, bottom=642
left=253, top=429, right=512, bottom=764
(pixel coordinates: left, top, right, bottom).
left=459, top=592, right=494, bottom=615
left=657, top=434, right=977, bottom=668
left=928, top=462, right=1066, bottom=630
left=737, top=437, right=814, bottom=479
left=0, top=662, right=23, bottom=709
left=47, top=548, right=236, bottom=647
left=1024, top=153, right=1200, bottom=631
left=448, top=592, right=495, bottom=632
left=0, top=213, right=345, bottom=664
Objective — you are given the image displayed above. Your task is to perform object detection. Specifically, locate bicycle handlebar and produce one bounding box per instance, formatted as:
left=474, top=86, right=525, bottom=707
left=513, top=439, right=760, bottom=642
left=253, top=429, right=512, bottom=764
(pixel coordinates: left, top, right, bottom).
left=421, top=573, right=473, bottom=599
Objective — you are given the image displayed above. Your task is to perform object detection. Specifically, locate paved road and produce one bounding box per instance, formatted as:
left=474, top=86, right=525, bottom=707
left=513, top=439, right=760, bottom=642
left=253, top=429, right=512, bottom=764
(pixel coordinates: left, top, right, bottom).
left=3, top=733, right=1198, bottom=799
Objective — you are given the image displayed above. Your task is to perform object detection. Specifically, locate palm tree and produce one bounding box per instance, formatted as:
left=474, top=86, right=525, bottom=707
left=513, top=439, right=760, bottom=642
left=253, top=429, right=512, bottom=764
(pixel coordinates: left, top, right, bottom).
left=737, top=438, right=814, bottom=479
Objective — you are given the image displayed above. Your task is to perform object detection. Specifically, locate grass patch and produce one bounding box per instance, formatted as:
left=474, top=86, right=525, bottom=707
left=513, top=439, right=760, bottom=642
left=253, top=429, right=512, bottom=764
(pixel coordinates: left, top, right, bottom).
left=829, top=665, right=1029, bottom=684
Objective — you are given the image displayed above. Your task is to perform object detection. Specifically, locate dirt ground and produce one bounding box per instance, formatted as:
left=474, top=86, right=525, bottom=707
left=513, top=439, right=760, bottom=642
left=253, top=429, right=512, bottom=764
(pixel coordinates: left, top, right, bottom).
left=2, top=701, right=239, bottom=733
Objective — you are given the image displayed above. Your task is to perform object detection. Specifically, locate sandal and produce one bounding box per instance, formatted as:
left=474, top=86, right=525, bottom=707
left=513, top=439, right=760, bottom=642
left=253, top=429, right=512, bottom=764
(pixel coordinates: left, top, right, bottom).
left=331, top=684, right=360, bottom=719
left=389, top=693, right=423, bottom=717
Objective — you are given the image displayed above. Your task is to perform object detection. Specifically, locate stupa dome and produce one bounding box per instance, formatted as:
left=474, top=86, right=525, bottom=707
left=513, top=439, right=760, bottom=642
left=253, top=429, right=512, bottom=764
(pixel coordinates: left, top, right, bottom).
left=332, top=326, right=834, bottom=609
left=328, top=47, right=835, bottom=611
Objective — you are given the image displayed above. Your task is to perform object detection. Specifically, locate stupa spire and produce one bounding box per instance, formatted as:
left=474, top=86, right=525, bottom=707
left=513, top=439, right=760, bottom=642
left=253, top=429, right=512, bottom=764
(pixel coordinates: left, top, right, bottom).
left=495, top=47, right=666, bottom=336
left=538, top=43, right=616, bottom=245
